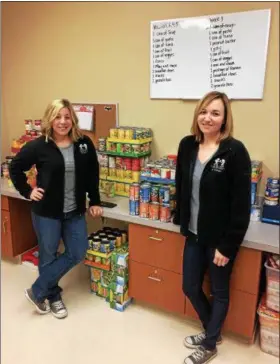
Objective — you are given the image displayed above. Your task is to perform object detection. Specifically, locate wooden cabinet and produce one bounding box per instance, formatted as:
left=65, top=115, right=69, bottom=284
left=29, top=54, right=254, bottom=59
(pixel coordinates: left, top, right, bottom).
left=129, top=260, right=185, bottom=314
left=129, top=224, right=185, bottom=274
left=128, top=223, right=262, bottom=342
left=1, top=196, right=37, bottom=258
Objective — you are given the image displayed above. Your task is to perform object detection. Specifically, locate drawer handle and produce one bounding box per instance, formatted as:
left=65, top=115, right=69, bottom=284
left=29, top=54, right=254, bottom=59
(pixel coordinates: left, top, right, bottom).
left=148, top=236, right=163, bottom=242
left=148, top=276, right=162, bottom=282
left=3, top=218, right=7, bottom=234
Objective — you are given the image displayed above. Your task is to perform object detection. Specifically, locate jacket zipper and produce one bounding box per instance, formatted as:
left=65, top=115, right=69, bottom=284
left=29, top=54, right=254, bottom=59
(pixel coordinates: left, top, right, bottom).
left=196, top=147, right=231, bottom=242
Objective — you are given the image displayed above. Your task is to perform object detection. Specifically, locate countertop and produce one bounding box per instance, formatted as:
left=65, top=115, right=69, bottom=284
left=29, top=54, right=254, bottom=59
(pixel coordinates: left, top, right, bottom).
left=1, top=179, right=279, bottom=254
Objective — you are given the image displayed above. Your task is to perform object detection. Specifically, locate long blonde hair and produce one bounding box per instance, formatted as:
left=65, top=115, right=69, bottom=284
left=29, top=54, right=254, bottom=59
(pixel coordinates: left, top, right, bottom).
left=42, top=99, right=83, bottom=142
left=191, top=91, right=233, bottom=143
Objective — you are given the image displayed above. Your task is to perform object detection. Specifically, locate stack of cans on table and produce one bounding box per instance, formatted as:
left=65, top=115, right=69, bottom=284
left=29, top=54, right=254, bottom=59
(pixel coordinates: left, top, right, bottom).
left=129, top=182, right=176, bottom=223
left=141, top=155, right=177, bottom=181
left=84, top=227, right=132, bottom=312
left=264, top=178, right=279, bottom=207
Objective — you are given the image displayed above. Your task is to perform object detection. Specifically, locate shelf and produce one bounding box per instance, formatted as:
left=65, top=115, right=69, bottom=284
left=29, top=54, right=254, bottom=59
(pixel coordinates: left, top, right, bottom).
left=107, top=137, right=152, bottom=145
left=107, top=176, right=139, bottom=184
left=98, top=151, right=151, bottom=158
left=140, top=176, right=176, bottom=185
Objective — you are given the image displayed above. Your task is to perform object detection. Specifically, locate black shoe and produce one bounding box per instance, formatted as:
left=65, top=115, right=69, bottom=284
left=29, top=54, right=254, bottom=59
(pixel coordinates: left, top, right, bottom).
left=50, top=299, right=68, bottom=319
left=24, top=288, right=50, bottom=314
left=184, top=346, right=218, bottom=364
left=184, top=332, right=222, bottom=349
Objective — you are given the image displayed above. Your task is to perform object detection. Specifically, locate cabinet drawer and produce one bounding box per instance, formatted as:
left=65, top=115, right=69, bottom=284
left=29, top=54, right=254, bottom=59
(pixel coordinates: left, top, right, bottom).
left=1, top=196, right=9, bottom=211
left=230, top=247, right=262, bottom=295
left=129, top=224, right=185, bottom=273
left=129, top=260, right=185, bottom=314
left=224, top=290, right=258, bottom=339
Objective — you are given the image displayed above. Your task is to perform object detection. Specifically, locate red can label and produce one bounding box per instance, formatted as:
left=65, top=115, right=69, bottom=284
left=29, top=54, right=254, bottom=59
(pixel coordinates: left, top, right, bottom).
left=149, top=203, right=159, bottom=220
left=140, top=202, right=149, bottom=218
left=160, top=204, right=171, bottom=222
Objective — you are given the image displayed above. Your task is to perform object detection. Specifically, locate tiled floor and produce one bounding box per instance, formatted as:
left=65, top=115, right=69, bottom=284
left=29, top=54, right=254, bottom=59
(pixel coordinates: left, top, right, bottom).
left=1, top=260, right=278, bottom=364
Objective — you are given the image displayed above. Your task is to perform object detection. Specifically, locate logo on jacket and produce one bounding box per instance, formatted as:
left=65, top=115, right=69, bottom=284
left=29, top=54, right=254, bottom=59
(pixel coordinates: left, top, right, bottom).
left=211, top=158, right=226, bottom=172
left=79, top=144, right=88, bottom=154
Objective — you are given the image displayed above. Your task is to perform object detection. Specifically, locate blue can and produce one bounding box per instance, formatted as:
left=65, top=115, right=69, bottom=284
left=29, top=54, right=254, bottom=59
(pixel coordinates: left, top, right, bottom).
left=129, top=200, right=139, bottom=216
left=265, top=188, right=279, bottom=198
left=159, top=186, right=170, bottom=204
left=140, top=183, right=151, bottom=203
left=267, top=177, right=280, bottom=185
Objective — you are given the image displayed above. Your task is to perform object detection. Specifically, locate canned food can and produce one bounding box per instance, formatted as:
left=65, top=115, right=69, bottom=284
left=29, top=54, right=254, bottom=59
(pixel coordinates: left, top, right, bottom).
left=135, top=129, right=143, bottom=140
left=110, top=142, right=117, bottom=152
left=120, top=230, right=127, bottom=244
left=118, top=128, right=125, bottom=140
left=123, top=144, right=132, bottom=154
left=109, top=168, right=116, bottom=177
left=250, top=205, right=261, bottom=222
left=149, top=202, right=160, bottom=220
left=100, top=167, right=109, bottom=177
left=98, top=154, right=109, bottom=167
left=100, top=239, right=111, bottom=254
left=267, top=177, right=280, bottom=185
left=140, top=202, right=149, bottom=218
left=160, top=203, right=171, bottom=222
left=110, top=128, right=118, bottom=138
left=132, top=144, right=141, bottom=155
left=123, top=158, right=132, bottom=170
left=132, top=159, right=141, bottom=171
left=92, top=238, right=101, bottom=251
left=264, top=198, right=279, bottom=206
left=151, top=166, right=161, bottom=178
left=125, top=129, right=133, bottom=140
left=141, top=167, right=151, bottom=177
left=130, top=183, right=140, bottom=200
left=170, top=168, right=176, bottom=180
left=98, top=138, right=106, bottom=152
left=265, top=188, right=279, bottom=198
left=115, top=157, right=123, bottom=169
left=169, top=199, right=176, bottom=211
left=124, top=170, right=132, bottom=180
left=151, top=185, right=159, bottom=203
left=159, top=186, right=170, bottom=204
left=124, top=184, right=130, bottom=193
left=129, top=200, right=139, bottom=215
left=117, top=183, right=125, bottom=192
left=109, top=156, right=116, bottom=168
left=140, top=183, right=151, bottom=203
left=132, top=171, right=140, bottom=182
left=161, top=168, right=171, bottom=179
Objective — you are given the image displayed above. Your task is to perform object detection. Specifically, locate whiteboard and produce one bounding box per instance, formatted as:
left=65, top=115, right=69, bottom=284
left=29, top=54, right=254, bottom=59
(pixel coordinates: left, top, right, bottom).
left=150, top=9, right=271, bottom=99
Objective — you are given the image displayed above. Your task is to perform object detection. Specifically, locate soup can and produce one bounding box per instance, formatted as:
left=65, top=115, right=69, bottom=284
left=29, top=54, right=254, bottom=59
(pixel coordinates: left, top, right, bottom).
left=129, top=200, right=139, bottom=216
left=160, top=204, right=171, bottom=222
left=140, top=183, right=151, bottom=203
left=129, top=183, right=140, bottom=200
left=159, top=186, right=170, bottom=204
left=140, top=202, right=149, bottom=218
left=149, top=202, right=160, bottom=220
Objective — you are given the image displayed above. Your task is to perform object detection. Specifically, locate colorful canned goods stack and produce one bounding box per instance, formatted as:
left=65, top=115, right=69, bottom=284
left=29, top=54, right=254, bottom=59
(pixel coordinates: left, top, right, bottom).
left=140, top=156, right=177, bottom=181
left=129, top=183, right=140, bottom=216
left=264, top=178, right=279, bottom=206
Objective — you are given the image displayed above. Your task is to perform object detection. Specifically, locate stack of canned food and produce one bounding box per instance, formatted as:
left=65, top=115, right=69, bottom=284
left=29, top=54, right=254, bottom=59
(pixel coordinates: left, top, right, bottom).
left=251, top=160, right=263, bottom=183
left=109, top=127, right=152, bottom=140
left=141, top=155, right=177, bottom=181
left=264, top=178, right=279, bottom=206
left=87, top=227, right=127, bottom=255
left=129, top=183, right=176, bottom=223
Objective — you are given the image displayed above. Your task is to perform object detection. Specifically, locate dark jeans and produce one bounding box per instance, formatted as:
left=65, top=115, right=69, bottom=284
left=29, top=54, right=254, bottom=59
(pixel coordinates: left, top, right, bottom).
left=183, top=233, right=237, bottom=351
left=31, top=211, right=88, bottom=303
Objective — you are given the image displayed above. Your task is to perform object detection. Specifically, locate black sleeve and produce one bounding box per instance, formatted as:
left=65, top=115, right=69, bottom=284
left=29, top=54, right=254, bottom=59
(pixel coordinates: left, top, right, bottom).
left=173, top=139, right=183, bottom=225
left=9, top=141, right=37, bottom=199
left=217, top=143, right=251, bottom=258
left=86, top=137, right=101, bottom=206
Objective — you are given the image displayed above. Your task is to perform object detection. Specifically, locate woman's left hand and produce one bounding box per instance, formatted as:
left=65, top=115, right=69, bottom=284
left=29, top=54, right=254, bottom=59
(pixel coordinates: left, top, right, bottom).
left=213, top=249, right=229, bottom=267
left=89, top=205, right=103, bottom=218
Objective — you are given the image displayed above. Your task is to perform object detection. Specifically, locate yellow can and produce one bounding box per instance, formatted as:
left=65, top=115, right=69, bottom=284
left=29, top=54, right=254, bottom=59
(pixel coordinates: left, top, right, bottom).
left=100, top=167, right=108, bottom=177
left=109, top=168, right=116, bottom=177
left=118, top=128, right=125, bottom=140
left=124, top=184, right=130, bottom=193
left=124, top=170, right=132, bottom=180
left=110, top=128, right=118, bottom=138
left=117, top=183, right=125, bottom=192
left=124, top=129, right=133, bottom=140
left=132, top=171, right=140, bottom=182
left=117, top=169, right=124, bottom=179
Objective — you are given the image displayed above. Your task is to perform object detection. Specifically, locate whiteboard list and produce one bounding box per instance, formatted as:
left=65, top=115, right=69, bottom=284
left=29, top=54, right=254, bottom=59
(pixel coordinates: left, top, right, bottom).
left=150, top=9, right=271, bottom=99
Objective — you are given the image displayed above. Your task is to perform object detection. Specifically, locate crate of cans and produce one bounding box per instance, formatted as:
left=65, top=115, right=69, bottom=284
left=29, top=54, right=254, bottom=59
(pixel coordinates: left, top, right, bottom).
left=141, top=155, right=177, bottom=182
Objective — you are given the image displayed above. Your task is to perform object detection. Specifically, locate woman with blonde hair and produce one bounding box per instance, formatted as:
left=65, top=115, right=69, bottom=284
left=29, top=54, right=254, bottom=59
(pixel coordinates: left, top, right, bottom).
left=173, top=91, right=251, bottom=363
left=10, top=99, right=103, bottom=319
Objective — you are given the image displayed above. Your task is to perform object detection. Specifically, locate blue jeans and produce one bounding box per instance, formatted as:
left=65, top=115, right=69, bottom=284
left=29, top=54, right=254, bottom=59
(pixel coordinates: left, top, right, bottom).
left=183, top=233, right=237, bottom=351
left=31, top=211, right=88, bottom=303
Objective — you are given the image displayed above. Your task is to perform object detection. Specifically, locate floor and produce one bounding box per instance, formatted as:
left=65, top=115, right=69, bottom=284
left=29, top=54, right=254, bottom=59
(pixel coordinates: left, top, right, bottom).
left=1, top=260, right=278, bottom=364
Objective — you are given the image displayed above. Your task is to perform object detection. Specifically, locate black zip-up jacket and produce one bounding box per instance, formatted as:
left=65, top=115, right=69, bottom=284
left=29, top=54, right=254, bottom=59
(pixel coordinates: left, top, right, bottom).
left=9, top=135, right=101, bottom=219
left=173, top=135, right=251, bottom=258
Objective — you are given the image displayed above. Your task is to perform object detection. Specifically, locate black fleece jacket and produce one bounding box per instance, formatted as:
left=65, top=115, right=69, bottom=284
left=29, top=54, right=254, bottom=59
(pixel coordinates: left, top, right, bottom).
left=173, top=135, right=251, bottom=258
left=9, top=135, right=101, bottom=219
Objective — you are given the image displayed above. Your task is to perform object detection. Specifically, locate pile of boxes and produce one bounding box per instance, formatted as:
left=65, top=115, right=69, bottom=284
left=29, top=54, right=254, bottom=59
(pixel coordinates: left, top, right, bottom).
left=258, top=254, right=280, bottom=357
left=84, top=227, right=132, bottom=312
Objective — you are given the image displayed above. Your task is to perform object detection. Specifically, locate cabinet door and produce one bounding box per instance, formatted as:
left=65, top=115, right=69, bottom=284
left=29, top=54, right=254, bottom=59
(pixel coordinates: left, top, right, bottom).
left=1, top=210, right=13, bottom=257
left=129, top=224, right=185, bottom=274
left=129, top=260, right=185, bottom=314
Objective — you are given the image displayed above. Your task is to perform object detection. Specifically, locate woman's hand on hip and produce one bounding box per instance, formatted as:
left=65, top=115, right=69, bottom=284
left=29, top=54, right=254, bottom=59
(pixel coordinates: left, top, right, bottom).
left=30, top=187, right=45, bottom=201
left=89, top=205, right=103, bottom=218
left=213, top=249, right=229, bottom=267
